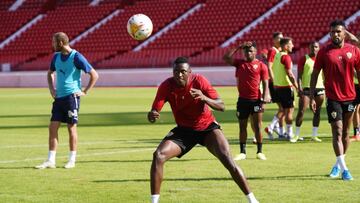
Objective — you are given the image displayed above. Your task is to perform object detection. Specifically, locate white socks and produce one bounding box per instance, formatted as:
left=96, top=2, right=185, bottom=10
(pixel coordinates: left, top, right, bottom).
left=246, top=192, right=259, bottom=203
left=269, top=116, right=279, bottom=130
left=312, top=127, right=318, bottom=137
left=69, top=151, right=77, bottom=163
left=286, top=124, right=293, bottom=136
left=47, top=151, right=76, bottom=163
left=295, top=126, right=300, bottom=136
left=48, top=151, right=56, bottom=163
left=336, top=155, right=348, bottom=171
left=151, top=194, right=160, bottom=203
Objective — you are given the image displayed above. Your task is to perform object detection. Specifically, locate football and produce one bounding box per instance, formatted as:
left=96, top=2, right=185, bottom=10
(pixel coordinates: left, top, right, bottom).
left=127, top=14, right=153, bottom=41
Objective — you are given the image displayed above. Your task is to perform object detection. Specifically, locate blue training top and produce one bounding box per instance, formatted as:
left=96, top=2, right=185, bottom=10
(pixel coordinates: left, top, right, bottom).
left=50, top=50, right=92, bottom=98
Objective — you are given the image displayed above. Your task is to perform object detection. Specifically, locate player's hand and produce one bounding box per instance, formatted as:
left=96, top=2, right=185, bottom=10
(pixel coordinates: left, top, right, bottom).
left=74, top=91, right=86, bottom=97
left=147, top=110, right=160, bottom=123
left=50, top=89, right=56, bottom=99
left=190, top=88, right=206, bottom=101
left=263, top=94, right=271, bottom=103
left=297, top=89, right=303, bottom=97
left=310, top=98, right=316, bottom=113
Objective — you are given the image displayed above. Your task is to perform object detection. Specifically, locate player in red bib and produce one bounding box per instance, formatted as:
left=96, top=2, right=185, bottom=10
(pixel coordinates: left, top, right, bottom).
left=265, top=32, right=286, bottom=139
left=223, top=41, right=270, bottom=161
left=148, top=57, right=259, bottom=203
left=310, top=20, right=360, bottom=181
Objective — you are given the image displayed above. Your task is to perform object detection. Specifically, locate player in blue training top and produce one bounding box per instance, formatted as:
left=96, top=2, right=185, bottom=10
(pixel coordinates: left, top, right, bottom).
left=35, top=32, right=99, bottom=169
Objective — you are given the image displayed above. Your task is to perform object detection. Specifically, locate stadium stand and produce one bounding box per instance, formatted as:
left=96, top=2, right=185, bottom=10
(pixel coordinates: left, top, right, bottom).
left=191, top=0, right=360, bottom=66
left=0, top=0, right=359, bottom=71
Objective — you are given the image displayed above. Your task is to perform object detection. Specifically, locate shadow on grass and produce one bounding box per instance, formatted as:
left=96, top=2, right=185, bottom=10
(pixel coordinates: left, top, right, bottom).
left=227, top=136, right=333, bottom=145
left=78, top=158, right=213, bottom=164
left=93, top=174, right=330, bottom=183
left=0, top=109, right=328, bottom=129
left=0, top=166, right=35, bottom=170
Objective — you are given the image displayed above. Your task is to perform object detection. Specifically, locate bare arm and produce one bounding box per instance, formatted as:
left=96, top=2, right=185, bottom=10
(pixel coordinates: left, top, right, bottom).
left=309, top=68, right=321, bottom=112
left=75, top=68, right=99, bottom=97
left=345, top=30, right=360, bottom=47
left=83, top=68, right=99, bottom=94
left=285, top=68, right=298, bottom=90
left=268, top=62, right=275, bottom=81
left=297, top=69, right=303, bottom=94
left=223, top=47, right=240, bottom=66
left=47, top=70, right=56, bottom=98
left=261, top=79, right=271, bottom=103
left=190, top=88, right=225, bottom=112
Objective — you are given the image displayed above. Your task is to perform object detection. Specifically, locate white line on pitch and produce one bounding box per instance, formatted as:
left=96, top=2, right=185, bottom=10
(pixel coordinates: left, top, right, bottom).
left=0, top=140, right=143, bottom=149
left=0, top=148, right=154, bottom=164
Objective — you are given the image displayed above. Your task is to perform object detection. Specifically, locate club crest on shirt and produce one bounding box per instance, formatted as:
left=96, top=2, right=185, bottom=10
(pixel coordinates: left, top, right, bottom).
left=338, top=56, right=342, bottom=61
left=253, top=64, right=258, bottom=69
left=331, top=111, right=337, bottom=119
left=346, top=52, right=352, bottom=59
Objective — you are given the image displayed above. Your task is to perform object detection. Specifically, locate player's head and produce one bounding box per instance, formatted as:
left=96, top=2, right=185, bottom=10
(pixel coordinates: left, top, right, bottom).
left=280, top=37, right=293, bottom=53
left=309, top=41, right=320, bottom=56
left=259, top=48, right=268, bottom=59
left=52, top=32, right=69, bottom=52
left=272, top=32, right=283, bottom=47
left=329, top=20, right=346, bottom=47
left=241, top=41, right=257, bottom=62
left=173, top=57, right=191, bottom=87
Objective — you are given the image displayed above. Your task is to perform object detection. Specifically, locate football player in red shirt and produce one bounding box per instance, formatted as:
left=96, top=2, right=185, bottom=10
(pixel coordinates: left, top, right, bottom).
left=310, top=20, right=360, bottom=181
left=223, top=41, right=270, bottom=161
left=345, top=30, right=360, bottom=141
left=265, top=32, right=286, bottom=139
left=148, top=57, right=259, bottom=203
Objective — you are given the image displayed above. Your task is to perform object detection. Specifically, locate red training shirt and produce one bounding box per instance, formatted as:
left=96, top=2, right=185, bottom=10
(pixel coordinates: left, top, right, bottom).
left=151, top=74, right=219, bottom=130
left=234, top=59, right=269, bottom=99
left=314, top=43, right=360, bottom=101
left=267, top=47, right=279, bottom=63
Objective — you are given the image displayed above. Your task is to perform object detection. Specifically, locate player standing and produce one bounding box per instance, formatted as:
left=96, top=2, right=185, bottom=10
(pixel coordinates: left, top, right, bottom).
left=35, top=32, right=99, bottom=169
left=223, top=41, right=270, bottom=161
left=294, top=41, right=324, bottom=142
left=272, top=37, right=299, bottom=142
left=310, top=20, right=360, bottom=180
left=265, top=32, right=285, bottom=139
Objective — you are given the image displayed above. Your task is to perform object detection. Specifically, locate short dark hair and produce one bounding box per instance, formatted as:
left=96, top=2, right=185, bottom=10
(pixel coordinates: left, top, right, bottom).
left=241, top=41, right=256, bottom=49
left=309, top=41, right=319, bottom=46
left=330, top=19, right=346, bottom=28
left=173, top=57, right=189, bottom=66
left=273, top=32, right=283, bottom=39
left=280, top=37, right=292, bottom=47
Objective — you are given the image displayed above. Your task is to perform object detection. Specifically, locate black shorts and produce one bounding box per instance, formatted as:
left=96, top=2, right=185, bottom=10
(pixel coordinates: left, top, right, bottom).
left=353, top=84, right=360, bottom=105
left=236, top=97, right=263, bottom=120
left=274, top=87, right=294, bottom=108
left=269, top=81, right=280, bottom=103
left=302, top=88, right=325, bottom=97
left=163, top=122, right=221, bottom=158
left=51, top=94, right=80, bottom=124
left=326, top=99, right=355, bottom=123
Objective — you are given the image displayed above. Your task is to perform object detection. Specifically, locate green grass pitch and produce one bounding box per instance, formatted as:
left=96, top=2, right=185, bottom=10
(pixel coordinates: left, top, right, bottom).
left=0, top=87, right=359, bottom=202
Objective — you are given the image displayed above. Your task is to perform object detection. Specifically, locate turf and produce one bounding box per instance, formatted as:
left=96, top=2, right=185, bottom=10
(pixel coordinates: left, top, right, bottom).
left=0, top=87, right=359, bottom=203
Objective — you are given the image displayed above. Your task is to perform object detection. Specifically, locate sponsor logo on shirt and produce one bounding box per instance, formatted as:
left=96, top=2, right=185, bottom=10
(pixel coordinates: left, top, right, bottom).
left=253, top=64, right=258, bottom=69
